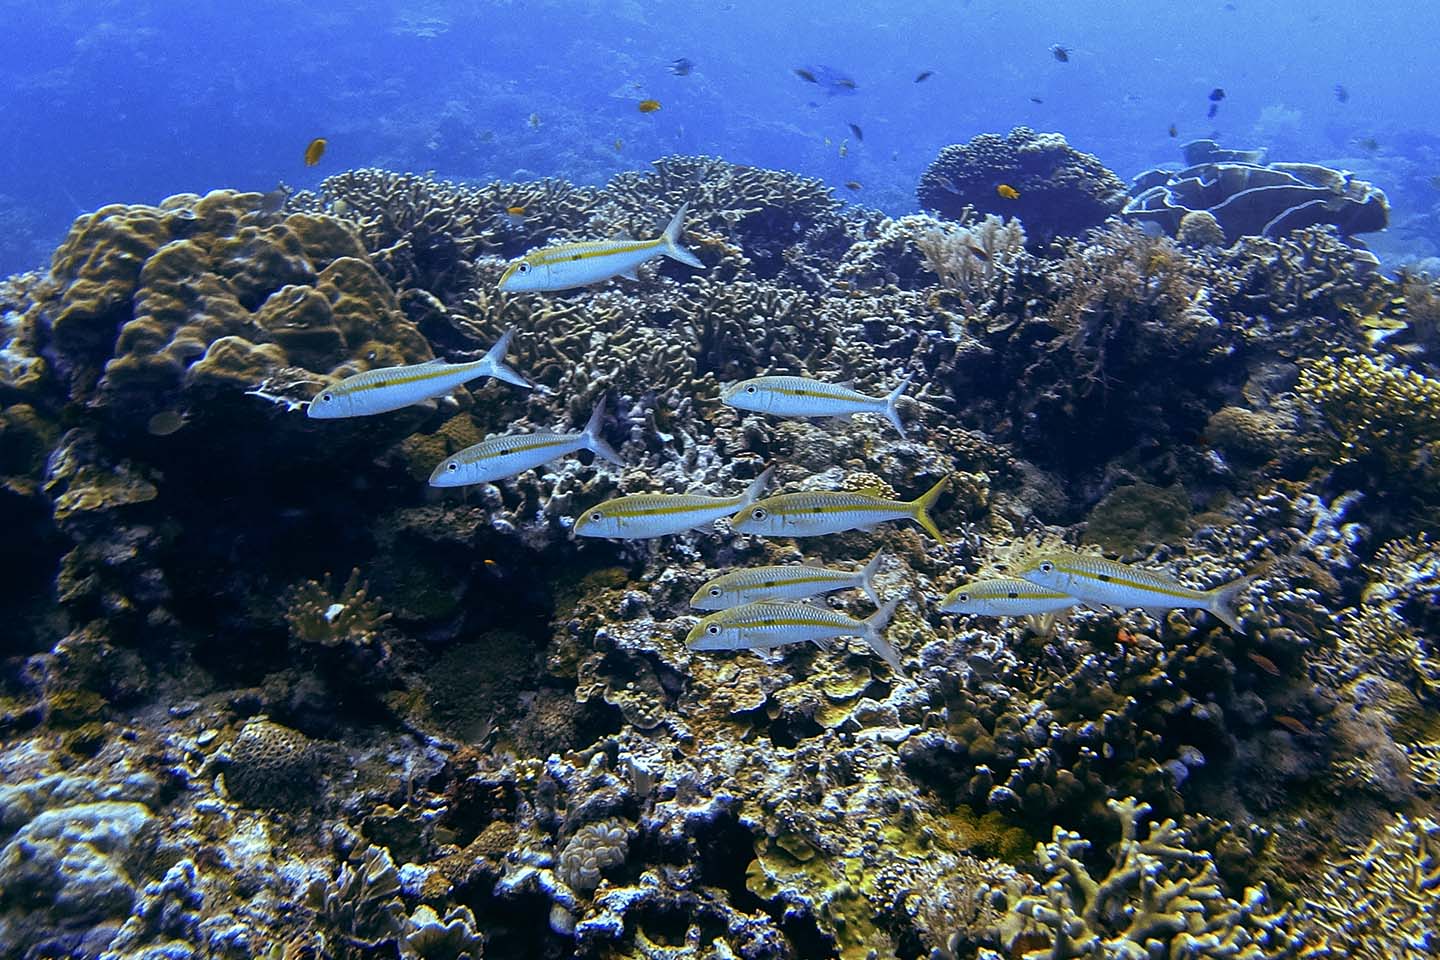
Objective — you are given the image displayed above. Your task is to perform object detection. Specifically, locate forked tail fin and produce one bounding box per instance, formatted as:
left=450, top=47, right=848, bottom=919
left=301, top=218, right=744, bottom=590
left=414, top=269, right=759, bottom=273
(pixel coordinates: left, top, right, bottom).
left=580, top=399, right=623, bottom=466
left=479, top=328, right=532, bottom=389
left=660, top=202, right=705, bottom=269
left=883, top=374, right=912, bottom=438
left=907, top=475, right=949, bottom=543
left=1206, top=575, right=1253, bottom=632
left=862, top=594, right=906, bottom=676
left=857, top=549, right=886, bottom=608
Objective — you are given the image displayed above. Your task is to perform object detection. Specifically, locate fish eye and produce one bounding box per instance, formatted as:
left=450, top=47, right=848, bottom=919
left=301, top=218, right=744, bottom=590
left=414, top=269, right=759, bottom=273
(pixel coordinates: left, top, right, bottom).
left=1039, top=562, right=1054, bottom=573
left=321, top=393, right=333, bottom=402
left=590, top=511, right=603, bottom=522
left=751, top=508, right=767, bottom=520
left=446, top=462, right=458, bottom=472
left=709, top=587, right=722, bottom=597
left=745, top=385, right=757, bottom=393
left=957, top=593, right=969, bottom=602
left=518, top=262, right=531, bottom=273
left=706, top=625, right=720, bottom=635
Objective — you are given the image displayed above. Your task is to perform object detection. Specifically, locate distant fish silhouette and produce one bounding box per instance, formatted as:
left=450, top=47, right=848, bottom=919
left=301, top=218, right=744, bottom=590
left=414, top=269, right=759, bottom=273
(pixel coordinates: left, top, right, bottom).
left=847, top=122, right=864, bottom=141
left=794, top=64, right=857, bottom=95
left=1050, top=44, right=1070, bottom=62
left=914, top=70, right=934, bottom=83
left=670, top=57, right=695, bottom=76
left=1333, top=83, right=1349, bottom=103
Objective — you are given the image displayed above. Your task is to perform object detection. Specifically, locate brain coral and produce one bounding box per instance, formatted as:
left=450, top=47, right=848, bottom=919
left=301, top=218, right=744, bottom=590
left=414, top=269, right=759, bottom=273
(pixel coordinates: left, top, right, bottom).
left=224, top=717, right=317, bottom=808
left=917, top=127, right=1128, bottom=243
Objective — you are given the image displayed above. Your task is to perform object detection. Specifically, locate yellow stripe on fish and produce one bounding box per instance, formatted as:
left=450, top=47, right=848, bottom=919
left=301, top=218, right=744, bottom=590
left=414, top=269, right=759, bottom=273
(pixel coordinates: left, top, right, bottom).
left=940, top=577, right=1077, bottom=617
left=721, top=374, right=912, bottom=437
left=497, top=203, right=704, bottom=291
left=1016, top=553, right=1251, bottom=631
left=307, top=329, right=530, bottom=419
left=574, top=466, right=773, bottom=539
left=429, top=400, right=622, bottom=487
left=730, top=476, right=948, bottom=542
left=686, top=596, right=904, bottom=673
left=690, top=549, right=886, bottom=610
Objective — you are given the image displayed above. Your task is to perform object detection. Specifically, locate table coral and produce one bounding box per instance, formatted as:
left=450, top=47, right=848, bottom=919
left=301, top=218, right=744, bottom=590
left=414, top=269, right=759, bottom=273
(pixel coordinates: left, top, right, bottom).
left=917, top=127, right=1128, bottom=244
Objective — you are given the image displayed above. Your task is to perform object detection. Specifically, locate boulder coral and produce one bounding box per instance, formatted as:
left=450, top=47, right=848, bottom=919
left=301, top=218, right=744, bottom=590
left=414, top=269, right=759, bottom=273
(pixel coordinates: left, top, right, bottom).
left=917, top=127, right=1129, bottom=244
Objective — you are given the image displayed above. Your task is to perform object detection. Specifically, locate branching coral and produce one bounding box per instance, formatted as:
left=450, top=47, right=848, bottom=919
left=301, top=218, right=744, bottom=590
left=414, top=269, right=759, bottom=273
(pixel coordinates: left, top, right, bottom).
left=286, top=568, right=393, bottom=650
left=1304, top=815, right=1440, bottom=959
left=1001, top=797, right=1316, bottom=959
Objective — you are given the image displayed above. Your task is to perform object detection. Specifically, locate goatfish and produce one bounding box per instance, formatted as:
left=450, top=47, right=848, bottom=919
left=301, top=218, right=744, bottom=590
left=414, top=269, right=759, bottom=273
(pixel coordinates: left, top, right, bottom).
left=940, top=578, right=1077, bottom=617
left=1016, top=553, right=1250, bottom=631
left=307, top=329, right=530, bottom=419
left=690, top=549, right=886, bottom=610
left=574, top=466, right=773, bottom=539
left=720, top=374, right=912, bottom=437
left=731, top=476, right=948, bottom=542
left=687, top=596, right=905, bottom=674
left=429, top=401, right=621, bottom=488
left=497, top=202, right=703, bottom=292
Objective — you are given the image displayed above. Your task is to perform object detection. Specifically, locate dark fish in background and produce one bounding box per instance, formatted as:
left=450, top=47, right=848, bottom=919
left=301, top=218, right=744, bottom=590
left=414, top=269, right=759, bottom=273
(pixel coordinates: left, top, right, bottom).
left=1207, top=103, right=1219, bottom=118
left=795, top=64, right=858, bottom=95
left=1333, top=83, right=1349, bottom=102
left=259, top=185, right=289, bottom=214
left=147, top=410, right=186, bottom=437
left=304, top=137, right=327, bottom=166
left=844, top=181, right=862, bottom=191
left=1209, top=88, right=1226, bottom=101
left=1429, top=175, right=1440, bottom=190
left=914, top=70, right=934, bottom=83
left=1356, top=136, right=1379, bottom=152
left=670, top=58, right=695, bottom=76
left=1168, top=123, right=1178, bottom=137
left=1030, top=96, right=1044, bottom=104
left=1050, top=44, right=1070, bottom=62
left=847, top=122, right=864, bottom=141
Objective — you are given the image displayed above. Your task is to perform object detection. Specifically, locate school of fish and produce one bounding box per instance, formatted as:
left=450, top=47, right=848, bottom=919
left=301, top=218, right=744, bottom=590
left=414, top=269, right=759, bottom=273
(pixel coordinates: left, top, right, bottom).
left=299, top=204, right=1255, bottom=675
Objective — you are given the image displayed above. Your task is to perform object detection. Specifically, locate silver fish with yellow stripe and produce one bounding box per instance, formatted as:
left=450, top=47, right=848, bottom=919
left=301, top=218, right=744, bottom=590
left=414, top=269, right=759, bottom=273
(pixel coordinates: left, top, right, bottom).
left=307, top=329, right=530, bottom=419
left=1016, top=553, right=1250, bottom=631
left=497, top=203, right=703, bottom=291
left=940, top=578, right=1077, bottom=617
left=730, top=476, right=948, bottom=542
left=574, top=467, right=773, bottom=539
left=686, top=596, right=904, bottom=673
left=429, top=401, right=621, bottom=487
left=690, top=549, right=886, bottom=610
left=721, top=374, right=912, bottom=437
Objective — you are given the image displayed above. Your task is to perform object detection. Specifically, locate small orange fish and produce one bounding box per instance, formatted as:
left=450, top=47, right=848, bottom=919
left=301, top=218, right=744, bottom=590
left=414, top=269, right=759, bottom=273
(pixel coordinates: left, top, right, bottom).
left=638, top=99, right=662, bottom=113
left=966, top=243, right=990, bottom=261
left=1246, top=651, right=1281, bottom=677
left=506, top=205, right=526, bottom=217
left=1274, top=715, right=1311, bottom=735
left=996, top=184, right=1020, bottom=200
left=304, top=137, right=327, bottom=166
left=844, top=180, right=862, bottom=191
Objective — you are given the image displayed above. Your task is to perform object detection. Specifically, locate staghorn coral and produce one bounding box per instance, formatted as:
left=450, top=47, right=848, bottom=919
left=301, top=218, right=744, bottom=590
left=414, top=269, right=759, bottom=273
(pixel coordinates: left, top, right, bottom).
left=1000, top=797, right=1316, bottom=959
left=917, top=127, right=1128, bottom=244
left=1303, top=815, right=1440, bottom=959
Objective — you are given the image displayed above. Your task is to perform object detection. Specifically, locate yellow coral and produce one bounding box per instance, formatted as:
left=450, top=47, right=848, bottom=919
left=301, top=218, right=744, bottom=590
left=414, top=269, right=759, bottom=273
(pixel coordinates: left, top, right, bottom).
left=1296, top=354, right=1440, bottom=474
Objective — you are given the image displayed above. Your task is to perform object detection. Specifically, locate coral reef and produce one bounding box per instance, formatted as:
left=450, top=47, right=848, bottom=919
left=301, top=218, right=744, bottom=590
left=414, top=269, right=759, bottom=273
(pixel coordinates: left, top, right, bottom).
left=917, top=127, right=1128, bottom=244
left=0, top=149, right=1435, bottom=960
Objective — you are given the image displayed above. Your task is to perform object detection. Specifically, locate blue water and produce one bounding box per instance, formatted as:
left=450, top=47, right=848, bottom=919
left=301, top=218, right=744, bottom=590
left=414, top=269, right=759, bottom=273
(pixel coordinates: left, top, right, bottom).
left=3, top=0, right=1439, bottom=275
